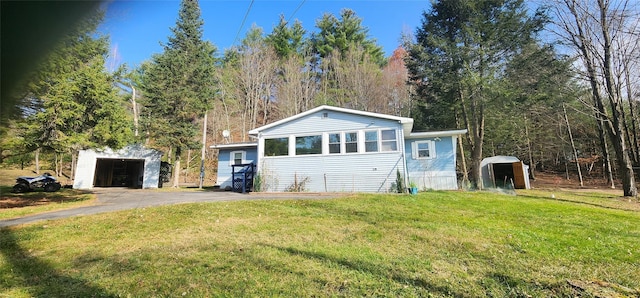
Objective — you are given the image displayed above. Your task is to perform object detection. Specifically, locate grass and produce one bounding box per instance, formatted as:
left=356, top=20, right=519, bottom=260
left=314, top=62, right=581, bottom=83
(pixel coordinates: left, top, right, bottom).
left=1, top=190, right=639, bottom=297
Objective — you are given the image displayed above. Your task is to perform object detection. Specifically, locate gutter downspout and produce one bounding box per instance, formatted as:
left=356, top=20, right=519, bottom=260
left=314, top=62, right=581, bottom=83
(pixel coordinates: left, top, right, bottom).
left=400, top=128, right=410, bottom=193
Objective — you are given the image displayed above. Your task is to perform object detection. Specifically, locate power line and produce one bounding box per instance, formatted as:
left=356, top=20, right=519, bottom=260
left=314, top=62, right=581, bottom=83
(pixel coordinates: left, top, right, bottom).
left=232, top=0, right=255, bottom=46
left=287, top=0, right=306, bottom=24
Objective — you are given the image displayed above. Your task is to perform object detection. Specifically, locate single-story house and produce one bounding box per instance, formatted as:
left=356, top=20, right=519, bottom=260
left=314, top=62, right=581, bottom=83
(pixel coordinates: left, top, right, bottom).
left=73, top=144, right=163, bottom=189
left=480, top=155, right=531, bottom=189
left=212, top=105, right=466, bottom=192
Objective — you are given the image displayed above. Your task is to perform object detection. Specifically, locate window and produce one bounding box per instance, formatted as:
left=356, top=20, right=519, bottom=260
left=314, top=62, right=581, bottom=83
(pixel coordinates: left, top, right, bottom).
left=230, top=151, right=245, bottom=165
left=329, top=133, right=341, bottom=154
left=345, top=132, right=358, bottom=153
left=413, top=141, right=436, bottom=159
left=296, top=135, right=322, bottom=155
left=381, top=130, right=397, bottom=152
left=365, top=131, right=378, bottom=152
left=265, top=137, right=289, bottom=156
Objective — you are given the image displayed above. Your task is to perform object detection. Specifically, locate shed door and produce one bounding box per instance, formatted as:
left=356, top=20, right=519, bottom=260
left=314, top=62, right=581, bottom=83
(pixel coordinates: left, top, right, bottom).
left=512, top=162, right=526, bottom=189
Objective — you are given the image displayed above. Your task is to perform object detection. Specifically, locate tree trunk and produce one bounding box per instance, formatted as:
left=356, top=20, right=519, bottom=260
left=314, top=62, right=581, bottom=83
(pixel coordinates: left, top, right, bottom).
left=199, top=111, right=207, bottom=189
left=525, top=116, right=536, bottom=180
left=71, top=150, right=76, bottom=180
left=624, top=64, right=639, bottom=165
left=130, top=85, right=139, bottom=137
left=185, top=149, right=190, bottom=183
left=597, top=117, right=615, bottom=188
left=35, top=148, right=40, bottom=174
left=597, top=0, right=637, bottom=197
left=173, top=147, right=181, bottom=188
left=458, top=134, right=469, bottom=188
left=563, top=103, right=583, bottom=187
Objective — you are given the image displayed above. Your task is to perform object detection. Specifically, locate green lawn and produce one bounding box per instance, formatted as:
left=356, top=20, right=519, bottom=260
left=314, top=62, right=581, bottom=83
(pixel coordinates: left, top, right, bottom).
left=1, top=190, right=639, bottom=297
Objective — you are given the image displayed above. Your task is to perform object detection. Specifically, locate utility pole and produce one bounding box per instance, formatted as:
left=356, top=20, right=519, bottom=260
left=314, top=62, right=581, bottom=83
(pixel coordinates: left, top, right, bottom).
left=199, top=111, right=208, bottom=189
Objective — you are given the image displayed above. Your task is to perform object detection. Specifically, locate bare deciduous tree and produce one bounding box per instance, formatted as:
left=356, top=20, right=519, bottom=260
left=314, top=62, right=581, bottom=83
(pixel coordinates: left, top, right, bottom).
left=274, top=52, right=318, bottom=117
left=551, top=0, right=638, bottom=196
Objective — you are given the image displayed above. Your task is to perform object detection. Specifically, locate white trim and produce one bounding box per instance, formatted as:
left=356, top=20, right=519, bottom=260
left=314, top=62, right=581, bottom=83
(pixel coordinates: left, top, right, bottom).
left=263, top=136, right=290, bottom=157
left=406, top=129, right=468, bottom=139
left=229, top=150, right=246, bottom=166
left=380, top=129, right=398, bottom=152
left=364, top=130, right=379, bottom=153
left=210, top=142, right=257, bottom=149
left=294, top=134, right=323, bottom=155
left=412, top=140, right=436, bottom=160
left=248, top=105, right=414, bottom=135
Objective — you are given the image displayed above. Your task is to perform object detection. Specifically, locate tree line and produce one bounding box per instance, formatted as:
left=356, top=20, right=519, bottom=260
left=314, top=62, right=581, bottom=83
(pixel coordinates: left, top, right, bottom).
left=1, top=0, right=637, bottom=196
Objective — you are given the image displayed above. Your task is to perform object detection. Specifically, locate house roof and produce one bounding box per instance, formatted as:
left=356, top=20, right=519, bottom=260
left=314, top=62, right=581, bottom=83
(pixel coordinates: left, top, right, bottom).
left=210, top=142, right=257, bottom=150
left=406, top=129, right=468, bottom=139
left=248, top=105, right=414, bottom=135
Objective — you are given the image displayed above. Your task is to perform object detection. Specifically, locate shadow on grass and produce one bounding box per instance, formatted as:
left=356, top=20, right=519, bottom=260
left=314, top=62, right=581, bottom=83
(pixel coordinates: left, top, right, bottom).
left=0, top=228, right=115, bottom=297
left=264, top=243, right=462, bottom=297
left=0, top=187, right=93, bottom=209
left=517, top=194, right=639, bottom=212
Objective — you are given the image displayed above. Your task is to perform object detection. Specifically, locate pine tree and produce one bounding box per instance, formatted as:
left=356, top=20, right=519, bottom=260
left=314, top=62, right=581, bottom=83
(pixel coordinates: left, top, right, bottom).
left=266, top=15, right=306, bottom=59
left=310, top=9, right=384, bottom=66
left=406, top=0, right=547, bottom=189
left=12, top=10, right=133, bottom=163
left=140, top=0, right=216, bottom=187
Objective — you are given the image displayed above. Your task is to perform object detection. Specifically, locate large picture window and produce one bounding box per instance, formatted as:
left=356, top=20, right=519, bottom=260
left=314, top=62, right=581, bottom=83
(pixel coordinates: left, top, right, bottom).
left=265, top=137, right=289, bottom=156
left=381, top=130, right=397, bottom=152
left=296, top=135, right=322, bottom=155
left=345, top=132, right=358, bottom=153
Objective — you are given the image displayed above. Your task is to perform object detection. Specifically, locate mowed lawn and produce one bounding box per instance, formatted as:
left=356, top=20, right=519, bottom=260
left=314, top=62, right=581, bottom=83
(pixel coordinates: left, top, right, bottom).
left=1, top=190, right=639, bottom=297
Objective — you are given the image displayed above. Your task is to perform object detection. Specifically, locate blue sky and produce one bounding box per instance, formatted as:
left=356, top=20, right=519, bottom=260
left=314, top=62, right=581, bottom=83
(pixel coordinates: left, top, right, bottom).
left=100, top=0, right=430, bottom=69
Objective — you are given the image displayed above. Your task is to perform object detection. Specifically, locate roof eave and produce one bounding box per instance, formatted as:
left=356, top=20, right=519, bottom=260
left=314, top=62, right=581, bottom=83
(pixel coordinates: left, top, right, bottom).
left=249, top=105, right=415, bottom=135
left=209, top=142, right=258, bottom=149
left=406, top=129, right=468, bottom=139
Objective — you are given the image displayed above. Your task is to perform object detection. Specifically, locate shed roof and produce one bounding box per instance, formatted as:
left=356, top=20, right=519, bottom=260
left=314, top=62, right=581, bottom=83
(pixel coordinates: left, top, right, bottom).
left=480, top=156, right=522, bottom=167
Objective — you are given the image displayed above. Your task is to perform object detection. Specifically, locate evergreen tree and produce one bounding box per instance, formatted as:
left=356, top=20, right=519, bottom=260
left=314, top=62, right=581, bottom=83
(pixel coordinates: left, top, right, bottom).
left=266, top=15, right=307, bottom=59
left=140, top=0, right=216, bottom=187
left=406, top=0, right=547, bottom=188
left=8, top=10, right=133, bottom=164
left=310, top=9, right=385, bottom=66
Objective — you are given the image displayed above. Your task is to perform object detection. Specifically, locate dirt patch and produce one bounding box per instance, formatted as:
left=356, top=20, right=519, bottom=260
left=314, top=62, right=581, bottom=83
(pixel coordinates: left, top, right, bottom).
left=567, top=279, right=639, bottom=297
left=0, top=193, right=81, bottom=209
left=531, top=171, right=617, bottom=190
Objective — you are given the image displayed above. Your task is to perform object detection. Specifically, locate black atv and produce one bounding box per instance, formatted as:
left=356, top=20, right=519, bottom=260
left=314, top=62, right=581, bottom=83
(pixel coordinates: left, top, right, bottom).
left=12, top=172, right=62, bottom=193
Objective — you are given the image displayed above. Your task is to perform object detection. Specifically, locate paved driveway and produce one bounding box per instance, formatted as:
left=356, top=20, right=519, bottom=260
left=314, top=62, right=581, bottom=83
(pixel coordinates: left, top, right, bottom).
left=0, top=189, right=342, bottom=227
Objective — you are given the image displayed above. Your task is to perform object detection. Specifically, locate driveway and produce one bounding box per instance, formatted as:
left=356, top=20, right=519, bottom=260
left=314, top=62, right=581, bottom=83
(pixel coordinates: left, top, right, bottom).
left=0, top=189, right=342, bottom=227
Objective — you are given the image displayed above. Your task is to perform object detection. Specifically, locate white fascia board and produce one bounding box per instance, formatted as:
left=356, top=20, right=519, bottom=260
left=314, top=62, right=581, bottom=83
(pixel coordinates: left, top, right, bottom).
left=406, top=129, right=468, bottom=139
left=210, top=142, right=258, bottom=149
left=248, top=105, right=414, bottom=135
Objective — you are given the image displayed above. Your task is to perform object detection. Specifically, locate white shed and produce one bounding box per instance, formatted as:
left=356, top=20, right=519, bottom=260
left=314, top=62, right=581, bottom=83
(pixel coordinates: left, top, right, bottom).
left=73, top=144, right=163, bottom=189
left=480, top=156, right=531, bottom=189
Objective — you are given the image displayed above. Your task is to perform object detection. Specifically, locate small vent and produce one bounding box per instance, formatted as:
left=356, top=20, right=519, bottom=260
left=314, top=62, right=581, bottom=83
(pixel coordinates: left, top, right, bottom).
left=322, top=112, right=329, bottom=119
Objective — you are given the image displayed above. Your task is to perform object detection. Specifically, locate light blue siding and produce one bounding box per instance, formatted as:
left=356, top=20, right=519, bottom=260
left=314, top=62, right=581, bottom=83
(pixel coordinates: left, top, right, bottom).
left=404, top=136, right=458, bottom=190
left=238, top=106, right=464, bottom=193
left=260, top=152, right=404, bottom=192
left=256, top=110, right=407, bottom=192
left=216, top=148, right=257, bottom=189
left=259, top=110, right=403, bottom=137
